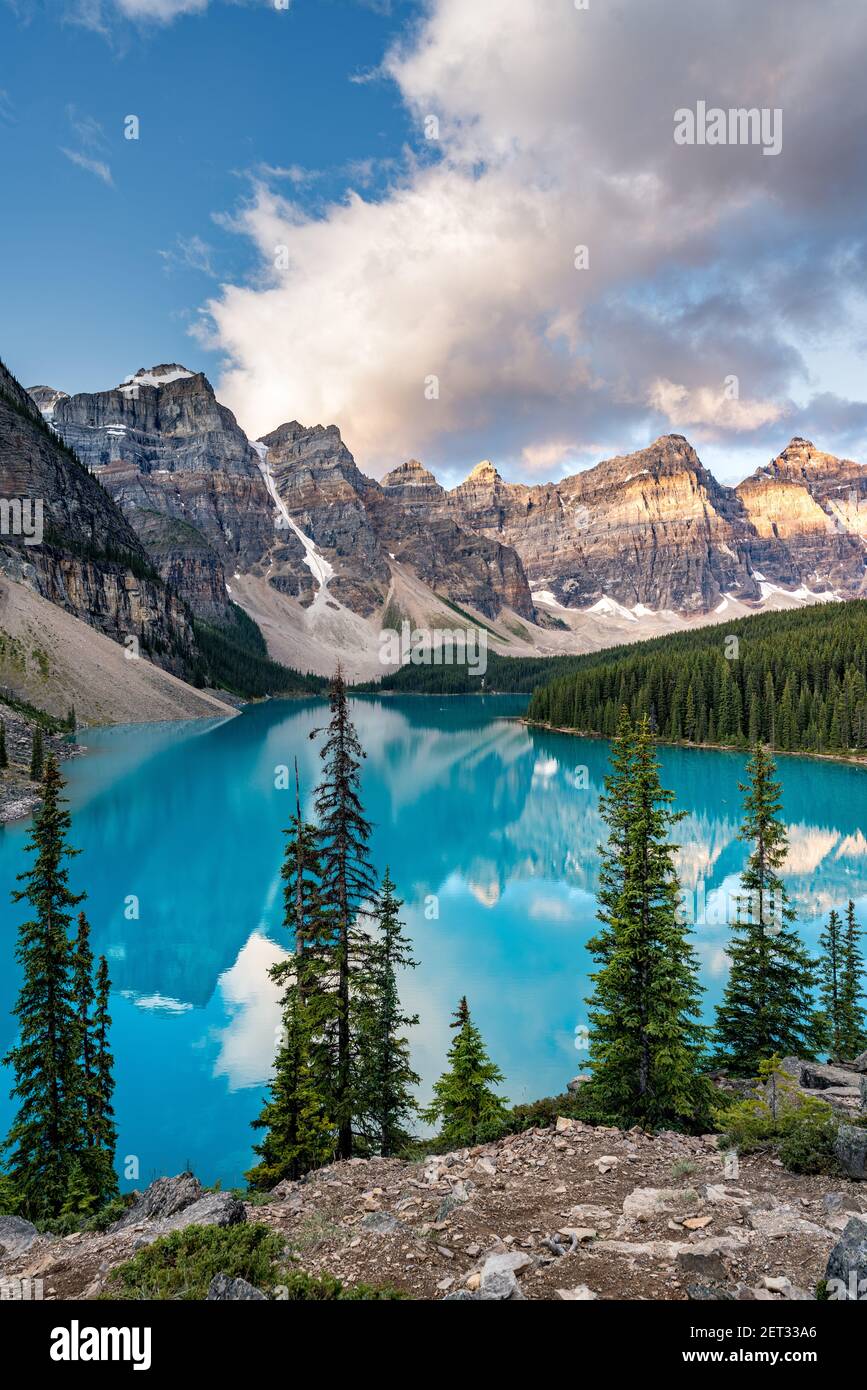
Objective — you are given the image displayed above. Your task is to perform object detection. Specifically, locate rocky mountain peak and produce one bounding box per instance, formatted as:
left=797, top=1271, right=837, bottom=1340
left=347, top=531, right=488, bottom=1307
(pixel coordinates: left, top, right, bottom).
left=27, top=385, right=69, bottom=419
left=123, top=364, right=198, bottom=391
left=381, top=458, right=443, bottom=492
left=466, top=459, right=502, bottom=484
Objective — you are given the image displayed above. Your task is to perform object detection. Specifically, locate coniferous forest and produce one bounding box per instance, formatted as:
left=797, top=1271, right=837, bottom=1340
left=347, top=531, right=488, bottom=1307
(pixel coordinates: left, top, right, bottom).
left=527, top=600, right=867, bottom=754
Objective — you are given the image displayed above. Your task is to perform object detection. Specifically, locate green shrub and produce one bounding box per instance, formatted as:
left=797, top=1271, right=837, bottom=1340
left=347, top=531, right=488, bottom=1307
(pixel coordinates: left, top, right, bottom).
left=107, top=1223, right=286, bottom=1300
left=777, top=1106, right=839, bottom=1175
left=717, top=1058, right=841, bottom=1175
left=276, top=1271, right=405, bottom=1301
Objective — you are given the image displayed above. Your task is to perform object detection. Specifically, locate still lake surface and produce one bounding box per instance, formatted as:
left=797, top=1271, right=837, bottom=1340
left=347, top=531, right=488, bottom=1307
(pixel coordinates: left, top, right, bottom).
left=1, top=694, right=865, bottom=1188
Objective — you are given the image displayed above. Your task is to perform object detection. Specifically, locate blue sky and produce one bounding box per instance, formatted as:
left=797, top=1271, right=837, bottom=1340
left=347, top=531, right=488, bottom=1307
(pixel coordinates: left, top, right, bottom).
left=0, top=1, right=418, bottom=391
left=3, top=1, right=867, bottom=486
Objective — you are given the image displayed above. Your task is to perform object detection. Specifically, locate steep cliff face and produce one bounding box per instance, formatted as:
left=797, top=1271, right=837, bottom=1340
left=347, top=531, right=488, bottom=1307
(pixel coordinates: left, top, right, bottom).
left=377, top=459, right=535, bottom=620
left=448, top=437, right=760, bottom=613
left=736, top=438, right=867, bottom=595
left=256, top=420, right=388, bottom=616
left=0, top=359, right=195, bottom=671
left=31, top=366, right=537, bottom=645
left=46, top=365, right=274, bottom=576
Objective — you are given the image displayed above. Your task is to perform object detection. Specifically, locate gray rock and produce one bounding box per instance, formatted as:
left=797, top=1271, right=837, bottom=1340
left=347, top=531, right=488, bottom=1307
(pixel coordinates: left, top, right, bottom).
left=0, top=1215, right=39, bottom=1259
left=207, top=1274, right=267, bottom=1301
left=110, top=1173, right=204, bottom=1231
left=834, top=1124, right=867, bottom=1181
left=479, top=1269, right=520, bottom=1301
left=479, top=1251, right=530, bottom=1301
left=158, top=1191, right=246, bottom=1233
left=798, top=1061, right=858, bottom=1090
left=687, top=1283, right=736, bottom=1301
left=676, top=1248, right=729, bottom=1282
left=436, top=1193, right=466, bottom=1223
left=746, top=1205, right=831, bottom=1238
left=442, top=1289, right=479, bottom=1300
left=824, top=1216, right=867, bottom=1299
left=849, top=1050, right=867, bottom=1073
left=824, top=1191, right=867, bottom=1217
left=566, top=1074, right=591, bottom=1094
left=361, top=1211, right=402, bottom=1235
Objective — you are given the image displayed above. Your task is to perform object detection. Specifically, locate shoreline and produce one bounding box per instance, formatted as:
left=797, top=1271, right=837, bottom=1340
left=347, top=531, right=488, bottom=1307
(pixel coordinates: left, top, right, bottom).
left=521, top=718, right=867, bottom=769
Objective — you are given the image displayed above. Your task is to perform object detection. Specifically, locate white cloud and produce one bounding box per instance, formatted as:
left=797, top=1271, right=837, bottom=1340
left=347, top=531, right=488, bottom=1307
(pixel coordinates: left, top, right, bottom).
left=648, top=378, right=786, bottom=436
left=115, top=0, right=210, bottom=19
left=60, top=146, right=114, bottom=186
left=199, top=0, right=867, bottom=476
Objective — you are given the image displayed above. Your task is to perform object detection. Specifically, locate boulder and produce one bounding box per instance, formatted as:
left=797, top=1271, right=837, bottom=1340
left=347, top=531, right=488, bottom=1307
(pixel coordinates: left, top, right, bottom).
left=675, top=1247, right=729, bottom=1282
left=834, top=1124, right=867, bottom=1181
left=798, top=1061, right=859, bottom=1090
left=824, top=1216, right=867, bottom=1300
left=687, top=1283, right=736, bottom=1301
left=746, top=1205, right=830, bottom=1238
left=479, top=1250, right=530, bottom=1301
left=556, top=1285, right=598, bottom=1300
left=0, top=1215, right=38, bottom=1259
left=849, top=1050, right=867, bottom=1074
left=111, top=1172, right=203, bottom=1231
left=361, top=1211, right=402, bottom=1235
left=622, top=1187, right=702, bottom=1221
left=158, top=1191, right=246, bottom=1234
left=207, top=1274, right=267, bottom=1301
left=566, top=1075, right=591, bottom=1094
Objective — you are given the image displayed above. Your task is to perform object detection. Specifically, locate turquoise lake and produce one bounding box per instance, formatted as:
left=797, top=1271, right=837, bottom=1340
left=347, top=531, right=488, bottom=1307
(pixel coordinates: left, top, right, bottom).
left=1, top=694, right=865, bottom=1188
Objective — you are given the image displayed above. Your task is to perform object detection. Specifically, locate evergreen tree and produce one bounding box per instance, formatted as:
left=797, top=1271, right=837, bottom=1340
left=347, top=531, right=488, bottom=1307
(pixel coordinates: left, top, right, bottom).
left=356, top=869, right=419, bottom=1156
left=247, top=767, right=334, bottom=1188
left=0, top=719, right=8, bottom=770
left=312, top=666, right=377, bottom=1159
left=714, top=744, right=822, bottom=1073
left=422, top=998, right=509, bottom=1147
left=90, top=955, right=118, bottom=1204
left=2, top=757, right=84, bottom=1217
left=72, top=911, right=97, bottom=1138
left=585, top=713, right=713, bottom=1129
left=29, top=726, right=44, bottom=781
left=817, top=909, right=844, bottom=1058
left=839, top=900, right=867, bottom=1057
left=246, top=957, right=333, bottom=1189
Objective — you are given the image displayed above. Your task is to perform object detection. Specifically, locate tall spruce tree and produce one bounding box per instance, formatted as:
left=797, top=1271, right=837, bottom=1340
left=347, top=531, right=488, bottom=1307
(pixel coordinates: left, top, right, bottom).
left=356, top=869, right=419, bottom=1156
left=422, top=997, right=508, bottom=1147
left=91, top=955, right=118, bottom=1203
left=246, top=956, right=333, bottom=1189
left=839, top=900, right=867, bottom=1057
left=3, top=756, right=84, bottom=1217
left=29, top=726, right=44, bottom=781
left=585, top=712, right=712, bottom=1129
left=312, top=666, right=376, bottom=1159
left=714, top=743, right=821, bottom=1073
left=247, top=767, right=334, bottom=1188
left=817, top=909, right=844, bottom=1059
left=72, top=911, right=97, bottom=1139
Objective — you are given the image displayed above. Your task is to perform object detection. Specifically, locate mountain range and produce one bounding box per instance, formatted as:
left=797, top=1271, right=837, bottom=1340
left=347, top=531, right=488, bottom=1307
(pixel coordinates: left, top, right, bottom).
left=4, top=356, right=867, bottom=708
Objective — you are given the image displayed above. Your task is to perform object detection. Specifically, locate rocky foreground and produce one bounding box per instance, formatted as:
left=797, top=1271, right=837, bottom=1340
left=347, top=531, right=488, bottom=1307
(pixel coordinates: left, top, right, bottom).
left=2, top=1113, right=866, bottom=1302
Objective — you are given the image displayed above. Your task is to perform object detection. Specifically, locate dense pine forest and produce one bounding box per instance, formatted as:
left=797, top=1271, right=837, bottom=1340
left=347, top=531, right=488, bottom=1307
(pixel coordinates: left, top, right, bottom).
left=191, top=603, right=325, bottom=698
left=527, top=601, right=867, bottom=755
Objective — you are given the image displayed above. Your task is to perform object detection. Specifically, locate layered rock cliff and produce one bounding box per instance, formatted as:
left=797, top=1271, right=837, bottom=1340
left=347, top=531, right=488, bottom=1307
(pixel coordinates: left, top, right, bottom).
left=0, top=359, right=196, bottom=672
left=736, top=438, right=867, bottom=596
left=21, top=359, right=867, bottom=673
left=43, top=365, right=274, bottom=601
left=447, top=435, right=867, bottom=612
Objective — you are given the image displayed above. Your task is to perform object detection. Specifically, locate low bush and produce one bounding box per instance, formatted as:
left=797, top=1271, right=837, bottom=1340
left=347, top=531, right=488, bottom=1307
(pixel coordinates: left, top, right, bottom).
left=107, top=1223, right=286, bottom=1300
